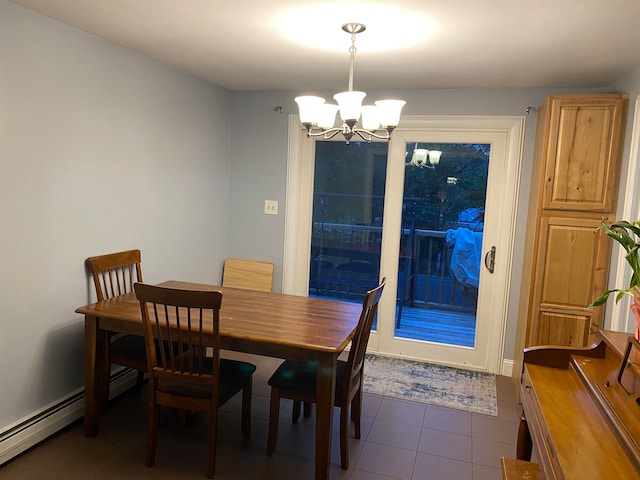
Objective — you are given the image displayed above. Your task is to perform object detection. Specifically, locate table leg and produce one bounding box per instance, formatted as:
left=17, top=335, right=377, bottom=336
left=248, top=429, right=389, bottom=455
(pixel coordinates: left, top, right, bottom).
left=315, top=354, right=337, bottom=480
left=84, top=314, right=103, bottom=437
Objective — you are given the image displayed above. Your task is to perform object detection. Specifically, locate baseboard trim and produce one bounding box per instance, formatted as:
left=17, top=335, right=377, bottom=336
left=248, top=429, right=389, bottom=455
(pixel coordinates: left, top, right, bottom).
left=0, top=369, right=138, bottom=466
left=501, top=358, right=514, bottom=377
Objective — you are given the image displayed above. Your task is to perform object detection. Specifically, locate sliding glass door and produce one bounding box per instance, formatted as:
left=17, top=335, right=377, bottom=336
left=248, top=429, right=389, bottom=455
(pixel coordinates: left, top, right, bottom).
left=285, top=116, right=523, bottom=373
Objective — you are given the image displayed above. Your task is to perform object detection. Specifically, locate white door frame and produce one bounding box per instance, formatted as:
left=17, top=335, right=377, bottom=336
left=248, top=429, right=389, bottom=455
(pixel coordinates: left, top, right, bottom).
left=283, top=115, right=525, bottom=374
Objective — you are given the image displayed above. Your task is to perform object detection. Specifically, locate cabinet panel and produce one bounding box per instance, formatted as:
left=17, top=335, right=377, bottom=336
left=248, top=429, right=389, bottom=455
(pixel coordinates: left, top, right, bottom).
left=529, top=213, right=612, bottom=346
left=543, top=96, right=625, bottom=212
left=538, top=312, right=591, bottom=346
left=539, top=216, right=602, bottom=308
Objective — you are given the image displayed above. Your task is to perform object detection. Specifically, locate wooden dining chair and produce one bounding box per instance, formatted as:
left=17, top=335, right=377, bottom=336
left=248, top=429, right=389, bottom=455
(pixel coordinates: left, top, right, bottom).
left=85, top=249, right=147, bottom=404
left=266, top=278, right=386, bottom=469
left=134, top=282, right=256, bottom=479
left=222, top=258, right=274, bottom=292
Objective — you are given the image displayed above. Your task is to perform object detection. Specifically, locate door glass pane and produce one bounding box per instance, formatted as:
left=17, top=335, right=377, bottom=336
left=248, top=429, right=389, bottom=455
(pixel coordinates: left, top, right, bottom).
left=396, top=143, right=489, bottom=347
left=308, top=141, right=387, bottom=325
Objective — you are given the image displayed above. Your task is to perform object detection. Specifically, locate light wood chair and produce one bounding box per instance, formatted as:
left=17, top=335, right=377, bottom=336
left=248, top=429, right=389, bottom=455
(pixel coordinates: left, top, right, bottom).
left=85, top=249, right=147, bottom=404
left=266, top=278, right=386, bottom=469
left=134, top=283, right=256, bottom=479
left=222, top=258, right=274, bottom=292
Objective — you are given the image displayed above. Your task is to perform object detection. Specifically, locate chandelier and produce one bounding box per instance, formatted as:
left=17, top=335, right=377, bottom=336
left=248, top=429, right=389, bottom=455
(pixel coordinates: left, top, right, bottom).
left=295, top=23, right=406, bottom=144
left=406, top=144, right=442, bottom=168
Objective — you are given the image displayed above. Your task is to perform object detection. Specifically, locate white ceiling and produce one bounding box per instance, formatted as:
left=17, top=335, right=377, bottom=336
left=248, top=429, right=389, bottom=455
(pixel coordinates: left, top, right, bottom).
left=9, top=0, right=640, bottom=92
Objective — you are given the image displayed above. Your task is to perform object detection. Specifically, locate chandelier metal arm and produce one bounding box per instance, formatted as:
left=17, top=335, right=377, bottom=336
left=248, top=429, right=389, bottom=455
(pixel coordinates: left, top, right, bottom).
left=303, top=124, right=396, bottom=144
left=353, top=127, right=396, bottom=142
left=302, top=126, right=342, bottom=140
left=405, top=159, right=435, bottom=169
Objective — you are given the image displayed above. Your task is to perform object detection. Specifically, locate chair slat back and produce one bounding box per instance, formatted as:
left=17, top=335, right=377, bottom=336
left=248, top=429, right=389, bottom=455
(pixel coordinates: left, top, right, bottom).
left=86, top=249, right=142, bottom=301
left=222, top=258, right=274, bottom=292
left=345, top=278, right=386, bottom=388
left=134, top=283, right=222, bottom=387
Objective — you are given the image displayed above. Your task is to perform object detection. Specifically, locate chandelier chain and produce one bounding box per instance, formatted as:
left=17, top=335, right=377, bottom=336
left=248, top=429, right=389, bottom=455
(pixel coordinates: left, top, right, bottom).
left=347, top=35, right=356, bottom=92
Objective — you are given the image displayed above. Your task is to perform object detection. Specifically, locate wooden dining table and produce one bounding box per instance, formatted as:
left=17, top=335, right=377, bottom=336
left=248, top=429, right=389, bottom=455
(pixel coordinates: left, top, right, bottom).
left=76, top=280, right=362, bottom=480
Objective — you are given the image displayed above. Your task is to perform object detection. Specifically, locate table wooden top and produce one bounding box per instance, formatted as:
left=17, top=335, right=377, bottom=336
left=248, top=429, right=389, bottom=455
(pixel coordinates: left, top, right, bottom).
left=76, top=280, right=363, bottom=354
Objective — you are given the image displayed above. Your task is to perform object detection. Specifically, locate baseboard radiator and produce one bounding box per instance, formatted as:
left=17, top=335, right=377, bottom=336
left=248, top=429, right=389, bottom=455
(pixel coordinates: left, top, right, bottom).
left=0, top=369, right=138, bottom=466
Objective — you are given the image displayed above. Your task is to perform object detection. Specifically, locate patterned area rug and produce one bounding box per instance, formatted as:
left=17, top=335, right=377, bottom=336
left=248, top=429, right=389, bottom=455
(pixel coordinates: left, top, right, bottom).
left=363, top=354, right=498, bottom=416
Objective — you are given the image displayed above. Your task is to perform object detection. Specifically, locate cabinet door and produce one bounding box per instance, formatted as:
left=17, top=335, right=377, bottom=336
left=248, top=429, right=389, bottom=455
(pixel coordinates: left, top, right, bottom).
left=542, top=95, right=626, bottom=212
left=528, top=213, right=613, bottom=346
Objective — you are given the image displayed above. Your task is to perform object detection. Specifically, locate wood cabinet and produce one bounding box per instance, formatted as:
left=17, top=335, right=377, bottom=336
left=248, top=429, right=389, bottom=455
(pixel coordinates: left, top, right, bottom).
left=513, top=94, right=628, bottom=385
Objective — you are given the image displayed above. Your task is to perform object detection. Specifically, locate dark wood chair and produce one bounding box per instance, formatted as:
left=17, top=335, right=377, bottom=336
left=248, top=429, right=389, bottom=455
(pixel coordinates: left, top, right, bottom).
left=222, top=258, right=274, bottom=292
left=266, top=278, right=386, bottom=469
left=134, top=282, right=255, bottom=479
left=85, top=249, right=147, bottom=404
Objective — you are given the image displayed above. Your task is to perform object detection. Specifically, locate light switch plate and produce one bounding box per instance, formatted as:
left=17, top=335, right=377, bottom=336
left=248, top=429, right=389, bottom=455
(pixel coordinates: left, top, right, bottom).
left=264, top=200, right=278, bottom=215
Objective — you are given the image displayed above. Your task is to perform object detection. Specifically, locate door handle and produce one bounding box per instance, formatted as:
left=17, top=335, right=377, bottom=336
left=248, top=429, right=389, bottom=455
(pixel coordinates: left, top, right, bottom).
left=484, top=246, right=496, bottom=274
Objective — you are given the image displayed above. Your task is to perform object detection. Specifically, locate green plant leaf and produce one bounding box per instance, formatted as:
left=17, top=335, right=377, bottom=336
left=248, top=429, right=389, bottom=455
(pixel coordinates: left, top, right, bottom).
left=588, top=290, right=613, bottom=307
left=590, top=219, right=640, bottom=309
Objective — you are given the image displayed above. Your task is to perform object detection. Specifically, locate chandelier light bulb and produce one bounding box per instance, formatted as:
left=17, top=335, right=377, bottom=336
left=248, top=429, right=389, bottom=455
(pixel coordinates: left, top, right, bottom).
left=412, top=149, right=429, bottom=166
left=333, top=91, right=366, bottom=123
left=428, top=150, right=442, bottom=165
left=375, top=100, right=406, bottom=128
left=360, top=105, right=381, bottom=130
left=317, top=103, right=339, bottom=129
left=295, top=96, right=325, bottom=126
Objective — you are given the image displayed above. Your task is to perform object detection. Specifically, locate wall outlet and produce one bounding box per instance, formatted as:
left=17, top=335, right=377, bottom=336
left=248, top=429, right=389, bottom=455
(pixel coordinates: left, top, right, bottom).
left=264, top=200, right=278, bottom=215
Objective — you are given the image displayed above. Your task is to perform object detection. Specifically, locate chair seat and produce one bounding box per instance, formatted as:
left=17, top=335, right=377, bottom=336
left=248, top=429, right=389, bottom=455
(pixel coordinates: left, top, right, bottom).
left=268, top=359, right=348, bottom=397
left=159, top=358, right=256, bottom=403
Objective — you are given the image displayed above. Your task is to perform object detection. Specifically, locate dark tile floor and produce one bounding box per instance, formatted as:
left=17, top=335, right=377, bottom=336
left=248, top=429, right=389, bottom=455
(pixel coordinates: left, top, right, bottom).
left=1, top=353, right=520, bottom=479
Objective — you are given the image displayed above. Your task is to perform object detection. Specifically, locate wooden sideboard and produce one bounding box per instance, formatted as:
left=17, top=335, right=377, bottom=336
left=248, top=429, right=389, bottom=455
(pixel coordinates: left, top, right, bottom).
left=513, top=330, right=640, bottom=479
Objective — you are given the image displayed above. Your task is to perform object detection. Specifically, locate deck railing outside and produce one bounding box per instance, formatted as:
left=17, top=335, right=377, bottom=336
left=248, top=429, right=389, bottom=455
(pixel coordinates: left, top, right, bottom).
left=309, top=222, right=478, bottom=313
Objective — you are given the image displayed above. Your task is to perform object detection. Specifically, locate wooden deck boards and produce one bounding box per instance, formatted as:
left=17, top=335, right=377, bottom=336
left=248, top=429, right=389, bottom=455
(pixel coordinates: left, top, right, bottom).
left=312, top=293, right=476, bottom=347
left=394, top=306, right=476, bottom=347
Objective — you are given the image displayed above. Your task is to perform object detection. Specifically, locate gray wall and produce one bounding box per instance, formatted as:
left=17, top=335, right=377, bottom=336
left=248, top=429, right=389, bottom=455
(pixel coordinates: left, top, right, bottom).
left=0, top=1, right=231, bottom=429
left=228, top=92, right=292, bottom=284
